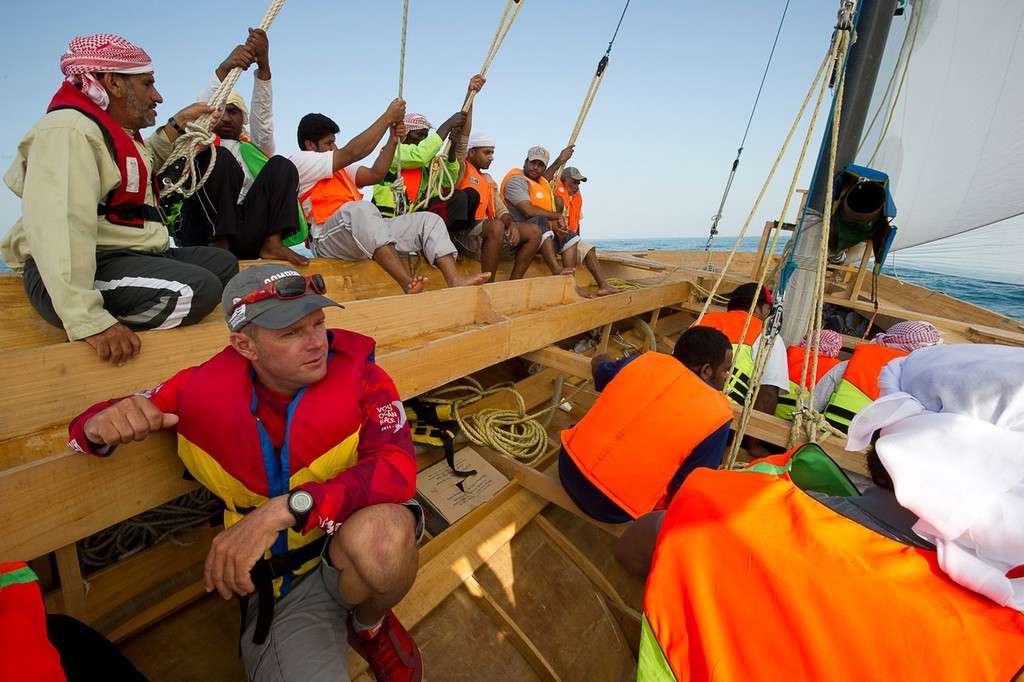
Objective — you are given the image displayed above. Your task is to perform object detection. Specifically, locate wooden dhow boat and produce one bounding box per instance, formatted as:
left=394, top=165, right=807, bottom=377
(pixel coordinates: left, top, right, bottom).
left=1, top=241, right=1022, bottom=680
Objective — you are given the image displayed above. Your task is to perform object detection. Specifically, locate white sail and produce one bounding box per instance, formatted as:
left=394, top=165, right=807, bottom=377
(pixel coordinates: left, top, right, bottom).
left=857, top=0, right=1024, bottom=284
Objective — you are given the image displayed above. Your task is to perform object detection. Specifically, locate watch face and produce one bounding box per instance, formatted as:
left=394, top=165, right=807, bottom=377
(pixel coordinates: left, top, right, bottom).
left=290, top=490, right=314, bottom=514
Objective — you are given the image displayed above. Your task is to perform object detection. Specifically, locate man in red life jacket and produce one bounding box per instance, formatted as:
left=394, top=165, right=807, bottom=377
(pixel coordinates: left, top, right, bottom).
left=1, top=34, right=238, bottom=366
left=454, top=132, right=543, bottom=282
left=290, top=107, right=490, bottom=294
left=68, top=263, right=425, bottom=682
left=500, top=146, right=619, bottom=296
left=774, top=328, right=843, bottom=419
left=176, top=29, right=308, bottom=267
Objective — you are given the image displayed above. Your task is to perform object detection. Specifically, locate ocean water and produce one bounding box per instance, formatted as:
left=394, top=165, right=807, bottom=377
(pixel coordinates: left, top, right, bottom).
left=592, top=237, right=1024, bottom=322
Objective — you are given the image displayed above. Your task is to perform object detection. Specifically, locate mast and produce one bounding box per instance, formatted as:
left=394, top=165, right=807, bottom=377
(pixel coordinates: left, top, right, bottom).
left=779, top=0, right=897, bottom=344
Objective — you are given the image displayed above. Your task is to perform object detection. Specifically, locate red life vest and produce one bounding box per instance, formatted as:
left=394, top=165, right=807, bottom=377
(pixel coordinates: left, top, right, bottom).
left=47, top=81, right=158, bottom=228
left=561, top=352, right=733, bottom=519
left=299, top=167, right=363, bottom=225
left=640, top=449, right=1024, bottom=681
left=0, top=563, right=65, bottom=682
left=554, top=180, right=583, bottom=232
left=500, top=168, right=555, bottom=212
left=175, top=330, right=376, bottom=594
left=458, top=161, right=495, bottom=220
left=786, top=345, right=840, bottom=387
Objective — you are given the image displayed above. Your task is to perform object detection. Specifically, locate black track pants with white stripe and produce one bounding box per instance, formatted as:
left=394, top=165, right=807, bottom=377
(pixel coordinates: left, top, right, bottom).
left=23, top=246, right=238, bottom=333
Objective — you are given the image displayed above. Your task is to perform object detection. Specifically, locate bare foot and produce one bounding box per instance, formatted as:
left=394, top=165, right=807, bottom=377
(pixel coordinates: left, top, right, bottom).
left=260, top=238, right=309, bottom=267
left=451, top=272, right=491, bottom=287
left=574, top=286, right=594, bottom=299
left=552, top=267, right=575, bottom=276
left=596, top=285, right=621, bottom=296
left=405, top=276, right=428, bottom=294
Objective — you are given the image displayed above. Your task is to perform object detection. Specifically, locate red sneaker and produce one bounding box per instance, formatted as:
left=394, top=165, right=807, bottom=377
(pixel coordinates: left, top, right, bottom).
left=354, top=610, right=423, bottom=682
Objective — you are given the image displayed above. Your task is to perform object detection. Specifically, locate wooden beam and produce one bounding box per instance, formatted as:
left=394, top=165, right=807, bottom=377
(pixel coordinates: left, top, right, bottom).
left=533, top=515, right=627, bottom=610
left=464, top=575, right=560, bottom=681
left=54, top=544, right=87, bottom=621
left=605, top=599, right=643, bottom=659
left=520, top=346, right=593, bottom=380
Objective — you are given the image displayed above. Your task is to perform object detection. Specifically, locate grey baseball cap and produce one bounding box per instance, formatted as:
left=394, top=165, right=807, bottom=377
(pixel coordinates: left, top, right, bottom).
left=526, top=145, right=550, bottom=165
left=561, top=166, right=587, bottom=182
left=222, top=263, right=342, bottom=332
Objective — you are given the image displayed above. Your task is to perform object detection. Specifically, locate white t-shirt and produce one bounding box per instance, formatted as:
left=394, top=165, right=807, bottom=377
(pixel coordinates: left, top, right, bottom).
left=753, top=335, right=790, bottom=394
left=288, top=152, right=362, bottom=230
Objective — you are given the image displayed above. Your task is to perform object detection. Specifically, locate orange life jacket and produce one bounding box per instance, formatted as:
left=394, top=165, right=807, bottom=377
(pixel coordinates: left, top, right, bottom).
left=299, top=168, right=363, bottom=225
left=786, top=346, right=840, bottom=387
left=458, top=161, right=495, bottom=220
left=554, top=181, right=583, bottom=232
left=697, top=310, right=762, bottom=346
left=500, top=168, right=555, bottom=212
left=639, top=450, right=1024, bottom=681
left=696, top=311, right=763, bottom=405
left=560, top=352, right=732, bottom=519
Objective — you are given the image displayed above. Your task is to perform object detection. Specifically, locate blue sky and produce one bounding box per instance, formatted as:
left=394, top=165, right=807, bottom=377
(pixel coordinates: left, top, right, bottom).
left=0, top=0, right=839, bottom=242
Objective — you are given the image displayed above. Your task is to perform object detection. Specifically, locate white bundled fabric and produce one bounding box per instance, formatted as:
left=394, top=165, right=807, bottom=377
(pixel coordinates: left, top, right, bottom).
left=847, top=344, right=1024, bottom=609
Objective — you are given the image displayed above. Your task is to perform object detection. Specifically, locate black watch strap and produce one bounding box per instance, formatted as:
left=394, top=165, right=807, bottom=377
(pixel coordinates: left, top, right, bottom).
left=167, top=116, right=186, bottom=135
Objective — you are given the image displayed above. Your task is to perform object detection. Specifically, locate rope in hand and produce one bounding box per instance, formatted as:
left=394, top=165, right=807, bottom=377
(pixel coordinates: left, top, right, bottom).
left=413, top=0, right=525, bottom=212
left=157, top=0, right=286, bottom=199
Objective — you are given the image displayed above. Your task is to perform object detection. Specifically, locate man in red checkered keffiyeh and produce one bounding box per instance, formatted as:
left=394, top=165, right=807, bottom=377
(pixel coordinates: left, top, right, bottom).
left=59, top=34, right=153, bottom=109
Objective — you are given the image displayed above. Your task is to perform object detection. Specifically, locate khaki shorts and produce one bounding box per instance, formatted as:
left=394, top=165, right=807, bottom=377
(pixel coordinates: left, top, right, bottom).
left=451, top=220, right=515, bottom=262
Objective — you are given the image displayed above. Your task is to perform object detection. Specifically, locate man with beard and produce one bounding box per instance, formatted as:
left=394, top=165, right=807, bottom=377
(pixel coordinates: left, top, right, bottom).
left=176, top=28, right=308, bottom=266
left=453, top=133, right=542, bottom=282
left=1, top=34, right=238, bottom=366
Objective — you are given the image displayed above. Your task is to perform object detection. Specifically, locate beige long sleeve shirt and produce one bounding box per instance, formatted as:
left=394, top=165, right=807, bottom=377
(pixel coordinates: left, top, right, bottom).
left=2, top=109, right=173, bottom=340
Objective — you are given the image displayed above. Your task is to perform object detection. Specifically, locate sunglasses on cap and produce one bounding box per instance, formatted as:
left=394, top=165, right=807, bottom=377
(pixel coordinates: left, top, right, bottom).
left=230, top=274, right=327, bottom=314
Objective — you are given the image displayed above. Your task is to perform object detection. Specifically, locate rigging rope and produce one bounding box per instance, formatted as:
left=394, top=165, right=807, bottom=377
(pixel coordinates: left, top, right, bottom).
left=412, top=0, right=525, bottom=212
left=548, top=0, right=633, bottom=189
left=157, top=0, right=287, bottom=198
left=705, top=0, right=793, bottom=254
left=390, top=0, right=412, bottom=216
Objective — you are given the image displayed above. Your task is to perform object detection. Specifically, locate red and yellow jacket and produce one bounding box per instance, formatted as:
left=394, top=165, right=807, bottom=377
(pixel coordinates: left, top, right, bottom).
left=69, top=330, right=416, bottom=593
left=639, top=447, right=1024, bottom=681
left=561, top=352, right=732, bottom=518
left=47, top=82, right=157, bottom=229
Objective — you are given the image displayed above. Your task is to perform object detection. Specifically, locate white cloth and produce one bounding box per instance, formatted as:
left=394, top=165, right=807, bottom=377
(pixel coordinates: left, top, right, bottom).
left=754, top=334, right=790, bottom=394
left=847, top=344, right=1024, bottom=609
left=199, top=74, right=275, bottom=200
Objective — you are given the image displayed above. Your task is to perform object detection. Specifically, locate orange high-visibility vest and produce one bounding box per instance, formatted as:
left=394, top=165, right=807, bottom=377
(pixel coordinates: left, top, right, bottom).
left=697, top=310, right=762, bottom=346
left=560, top=352, right=732, bottom=519
left=458, top=161, right=495, bottom=220
left=555, top=181, right=583, bottom=232
left=299, top=169, right=363, bottom=225
left=696, top=311, right=764, bottom=405
left=639, top=455, right=1024, bottom=681
left=500, top=168, right=555, bottom=212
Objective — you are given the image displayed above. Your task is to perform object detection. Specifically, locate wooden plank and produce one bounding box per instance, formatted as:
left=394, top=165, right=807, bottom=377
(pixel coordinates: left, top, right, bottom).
left=533, top=515, right=627, bottom=610
left=54, top=544, right=88, bottom=621
left=520, top=346, right=593, bottom=380
left=463, top=575, right=560, bottom=681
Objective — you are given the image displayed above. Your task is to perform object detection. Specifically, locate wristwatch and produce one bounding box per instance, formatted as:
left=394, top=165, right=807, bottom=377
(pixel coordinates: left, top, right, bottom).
left=287, top=489, right=315, bottom=531
left=166, top=116, right=186, bottom=135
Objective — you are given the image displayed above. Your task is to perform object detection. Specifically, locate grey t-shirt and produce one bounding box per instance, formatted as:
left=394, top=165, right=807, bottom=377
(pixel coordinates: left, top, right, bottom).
left=502, top=174, right=533, bottom=222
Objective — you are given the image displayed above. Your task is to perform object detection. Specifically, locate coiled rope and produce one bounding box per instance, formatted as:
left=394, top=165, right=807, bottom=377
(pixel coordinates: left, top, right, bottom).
left=157, top=0, right=286, bottom=199
left=417, top=373, right=588, bottom=466
left=411, top=0, right=525, bottom=212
